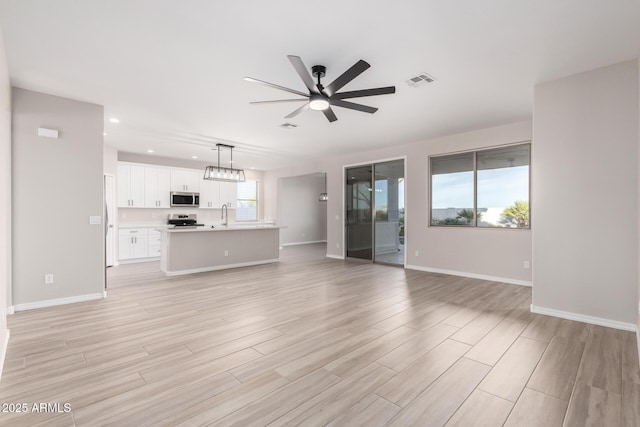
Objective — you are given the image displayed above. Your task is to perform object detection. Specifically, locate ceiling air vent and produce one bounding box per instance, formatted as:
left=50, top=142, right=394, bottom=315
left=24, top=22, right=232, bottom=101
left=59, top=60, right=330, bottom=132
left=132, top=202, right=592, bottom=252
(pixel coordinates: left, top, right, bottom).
left=405, top=72, right=436, bottom=88
left=280, top=123, right=298, bottom=129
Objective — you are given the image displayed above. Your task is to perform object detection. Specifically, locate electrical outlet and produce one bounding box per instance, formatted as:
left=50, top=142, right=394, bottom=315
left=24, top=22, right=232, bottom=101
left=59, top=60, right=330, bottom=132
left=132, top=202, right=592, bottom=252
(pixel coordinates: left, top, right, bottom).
left=523, top=261, right=530, bottom=269
left=335, top=215, right=340, bottom=220
left=415, top=250, right=419, bottom=257
left=302, top=233, right=306, bottom=238
left=44, top=274, right=54, bottom=285
left=336, top=243, right=340, bottom=248
left=224, top=250, right=229, bottom=257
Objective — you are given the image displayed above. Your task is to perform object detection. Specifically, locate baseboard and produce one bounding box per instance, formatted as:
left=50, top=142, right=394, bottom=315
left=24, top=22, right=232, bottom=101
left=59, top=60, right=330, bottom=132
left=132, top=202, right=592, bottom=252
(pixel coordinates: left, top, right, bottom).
left=118, top=257, right=160, bottom=265
left=163, top=259, right=279, bottom=277
left=0, top=329, right=10, bottom=382
left=326, top=254, right=345, bottom=260
left=282, top=240, right=327, bottom=247
left=13, top=293, right=105, bottom=312
left=531, top=304, right=637, bottom=332
left=405, top=264, right=532, bottom=287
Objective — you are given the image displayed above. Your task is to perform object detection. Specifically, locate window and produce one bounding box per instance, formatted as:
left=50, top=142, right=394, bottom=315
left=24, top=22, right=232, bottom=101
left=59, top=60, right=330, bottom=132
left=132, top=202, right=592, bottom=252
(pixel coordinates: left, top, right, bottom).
left=430, top=143, right=530, bottom=228
left=236, top=180, right=258, bottom=221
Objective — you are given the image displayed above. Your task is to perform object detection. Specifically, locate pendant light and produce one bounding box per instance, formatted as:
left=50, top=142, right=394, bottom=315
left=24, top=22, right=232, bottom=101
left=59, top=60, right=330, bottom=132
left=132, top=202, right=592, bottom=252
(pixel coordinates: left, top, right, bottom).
left=203, top=143, right=246, bottom=182
left=319, top=173, right=328, bottom=201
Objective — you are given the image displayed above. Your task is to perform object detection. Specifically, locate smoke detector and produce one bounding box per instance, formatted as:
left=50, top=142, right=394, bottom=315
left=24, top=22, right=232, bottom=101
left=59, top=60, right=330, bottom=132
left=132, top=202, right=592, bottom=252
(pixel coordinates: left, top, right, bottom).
left=405, top=72, right=436, bottom=88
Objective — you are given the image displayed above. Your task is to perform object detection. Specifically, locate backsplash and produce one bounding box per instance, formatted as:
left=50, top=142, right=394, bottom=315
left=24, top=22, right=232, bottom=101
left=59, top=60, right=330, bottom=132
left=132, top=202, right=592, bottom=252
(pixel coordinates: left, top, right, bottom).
left=118, top=208, right=237, bottom=225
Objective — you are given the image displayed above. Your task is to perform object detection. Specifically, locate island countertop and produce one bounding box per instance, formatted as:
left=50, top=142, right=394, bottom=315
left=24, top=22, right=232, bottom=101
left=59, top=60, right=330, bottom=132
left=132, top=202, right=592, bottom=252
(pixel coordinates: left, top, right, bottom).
left=158, top=224, right=284, bottom=233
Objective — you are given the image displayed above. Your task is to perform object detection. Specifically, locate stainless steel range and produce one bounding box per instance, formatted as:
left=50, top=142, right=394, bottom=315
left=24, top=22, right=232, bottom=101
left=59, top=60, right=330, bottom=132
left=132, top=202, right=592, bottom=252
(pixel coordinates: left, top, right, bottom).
left=167, top=213, right=204, bottom=229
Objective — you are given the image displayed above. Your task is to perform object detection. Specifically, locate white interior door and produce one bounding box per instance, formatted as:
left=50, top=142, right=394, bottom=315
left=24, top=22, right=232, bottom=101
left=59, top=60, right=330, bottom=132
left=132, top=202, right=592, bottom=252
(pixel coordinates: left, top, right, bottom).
left=105, top=174, right=116, bottom=267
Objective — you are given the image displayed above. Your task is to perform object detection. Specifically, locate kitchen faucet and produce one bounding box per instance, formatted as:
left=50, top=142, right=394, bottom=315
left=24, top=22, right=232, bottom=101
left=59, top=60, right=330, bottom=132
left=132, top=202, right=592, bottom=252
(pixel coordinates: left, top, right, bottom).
left=221, top=203, right=228, bottom=226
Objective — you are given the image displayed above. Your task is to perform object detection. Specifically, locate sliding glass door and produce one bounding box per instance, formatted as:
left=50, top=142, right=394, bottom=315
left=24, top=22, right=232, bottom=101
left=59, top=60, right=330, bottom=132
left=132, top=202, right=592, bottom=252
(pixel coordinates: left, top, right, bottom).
left=374, top=161, right=405, bottom=265
left=346, top=166, right=373, bottom=260
left=345, top=159, right=404, bottom=265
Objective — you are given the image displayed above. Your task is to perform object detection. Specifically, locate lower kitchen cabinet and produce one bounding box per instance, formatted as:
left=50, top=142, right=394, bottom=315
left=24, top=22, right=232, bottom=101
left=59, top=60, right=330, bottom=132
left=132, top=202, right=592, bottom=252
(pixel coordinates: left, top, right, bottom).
left=118, top=227, right=162, bottom=261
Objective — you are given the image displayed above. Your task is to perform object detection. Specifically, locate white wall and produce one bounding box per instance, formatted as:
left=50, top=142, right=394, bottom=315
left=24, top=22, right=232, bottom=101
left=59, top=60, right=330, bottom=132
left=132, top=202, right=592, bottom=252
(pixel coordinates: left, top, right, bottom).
left=264, top=121, right=533, bottom=285
left=103, top=144, right=118, bottom=177
left=12, top=88, right=104, bottom=307
left=0, top=24, right=11, bottom=378
left=532, top=60, right=639, bottom=328
left=279, top=173, right=327, bottom=245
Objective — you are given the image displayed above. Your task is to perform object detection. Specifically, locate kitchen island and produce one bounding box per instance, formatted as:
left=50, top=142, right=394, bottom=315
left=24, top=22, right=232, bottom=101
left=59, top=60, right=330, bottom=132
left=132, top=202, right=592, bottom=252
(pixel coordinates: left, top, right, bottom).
left=158, top=224, right=283, bottom=276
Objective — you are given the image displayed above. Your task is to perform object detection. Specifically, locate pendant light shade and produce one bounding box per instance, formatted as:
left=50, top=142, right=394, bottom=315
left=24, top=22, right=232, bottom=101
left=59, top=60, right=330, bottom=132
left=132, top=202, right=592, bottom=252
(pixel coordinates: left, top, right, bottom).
left=204, top=143, right=246, bottom=182
left=319, top=173, right=328, bottom=201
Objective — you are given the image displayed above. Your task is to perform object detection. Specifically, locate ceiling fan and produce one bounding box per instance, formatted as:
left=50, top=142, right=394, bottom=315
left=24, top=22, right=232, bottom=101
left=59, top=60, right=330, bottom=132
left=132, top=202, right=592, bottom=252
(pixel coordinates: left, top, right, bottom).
left=244, top=55, right=396, bottom=123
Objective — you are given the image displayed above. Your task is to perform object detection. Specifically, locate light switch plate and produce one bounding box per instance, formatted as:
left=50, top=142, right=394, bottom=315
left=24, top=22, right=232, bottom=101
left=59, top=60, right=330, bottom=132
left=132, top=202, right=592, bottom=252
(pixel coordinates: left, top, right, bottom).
left=89, top=216, right=102, bottom=225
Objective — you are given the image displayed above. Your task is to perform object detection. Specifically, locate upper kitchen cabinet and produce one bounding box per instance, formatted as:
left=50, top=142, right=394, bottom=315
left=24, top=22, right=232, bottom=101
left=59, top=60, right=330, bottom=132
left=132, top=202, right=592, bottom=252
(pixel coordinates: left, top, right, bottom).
left=144, top=167, right=171, bottom=208
left=170, top=169, right=201, bottom=193
left=117, top=163, right=145, bottom=207
left=200, top=179, right=220, bottom=209
left=219, top=182, right=237, bottom=208
left=200, top=181, right=237, bottom=209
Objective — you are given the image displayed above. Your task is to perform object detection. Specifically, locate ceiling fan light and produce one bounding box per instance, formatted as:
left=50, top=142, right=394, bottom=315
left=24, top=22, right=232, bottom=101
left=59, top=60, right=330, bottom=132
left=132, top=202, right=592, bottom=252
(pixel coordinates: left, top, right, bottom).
left=309, top=95, right=329, bottom=111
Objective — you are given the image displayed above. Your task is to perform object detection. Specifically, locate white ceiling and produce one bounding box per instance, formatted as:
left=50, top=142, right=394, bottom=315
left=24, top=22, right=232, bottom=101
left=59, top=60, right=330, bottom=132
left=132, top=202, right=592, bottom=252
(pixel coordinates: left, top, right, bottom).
left=1, top=1, right=639, bottom=170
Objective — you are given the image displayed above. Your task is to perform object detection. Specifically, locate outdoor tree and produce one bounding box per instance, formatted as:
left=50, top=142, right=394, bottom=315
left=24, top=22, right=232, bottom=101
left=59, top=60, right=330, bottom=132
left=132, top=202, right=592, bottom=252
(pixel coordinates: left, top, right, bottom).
left=501, top=200, right=529, bottom=227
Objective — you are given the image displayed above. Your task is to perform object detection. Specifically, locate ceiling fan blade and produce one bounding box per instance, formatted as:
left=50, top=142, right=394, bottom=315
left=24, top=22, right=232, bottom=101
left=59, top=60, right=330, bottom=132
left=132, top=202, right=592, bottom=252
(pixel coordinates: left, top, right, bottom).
left=244, top=77, right=308, bottom=97
left=330, top=99, right=378, bottom=114
left=323, top=107, right=338, bottom=122
left=324, top=60, right=370, bottom=96
left=285, top=103, right=310, bottom=119
left=250, top=98, right=309, bottom=105
left=287, top=55, right=319, bottom=94
left=332, top=86, right=396, bottom=100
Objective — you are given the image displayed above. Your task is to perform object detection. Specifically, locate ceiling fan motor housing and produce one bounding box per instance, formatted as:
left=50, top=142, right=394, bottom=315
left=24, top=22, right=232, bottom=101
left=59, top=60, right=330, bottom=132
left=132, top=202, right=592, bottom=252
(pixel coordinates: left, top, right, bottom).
left=311, top=65, right=326, bottom=78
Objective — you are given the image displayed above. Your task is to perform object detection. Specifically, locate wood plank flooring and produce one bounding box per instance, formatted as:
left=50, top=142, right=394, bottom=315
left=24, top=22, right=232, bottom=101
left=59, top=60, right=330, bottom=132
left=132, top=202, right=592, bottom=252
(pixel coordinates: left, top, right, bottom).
left=0, top=243, right=638, bottom=426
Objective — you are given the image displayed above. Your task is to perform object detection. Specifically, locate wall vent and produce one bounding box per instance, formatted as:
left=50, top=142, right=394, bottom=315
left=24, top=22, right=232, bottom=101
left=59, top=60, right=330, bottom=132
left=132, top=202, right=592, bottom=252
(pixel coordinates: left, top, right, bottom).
left=280, top=123, right=298, bottom=129
left=405, top=72, right=436, bottom=87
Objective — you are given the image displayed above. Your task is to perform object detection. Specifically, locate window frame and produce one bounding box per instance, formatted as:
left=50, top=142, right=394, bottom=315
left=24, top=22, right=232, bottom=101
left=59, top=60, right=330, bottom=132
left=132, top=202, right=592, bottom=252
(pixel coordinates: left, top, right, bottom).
left=236, top=179, right=259, bottom=222
left=429, top=141, right=531, bottom=229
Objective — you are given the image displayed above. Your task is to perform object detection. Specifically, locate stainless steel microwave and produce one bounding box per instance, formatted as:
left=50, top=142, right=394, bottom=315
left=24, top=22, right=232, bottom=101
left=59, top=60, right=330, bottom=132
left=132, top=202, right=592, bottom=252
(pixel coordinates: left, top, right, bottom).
left=170, top=191, right=199, bottom=207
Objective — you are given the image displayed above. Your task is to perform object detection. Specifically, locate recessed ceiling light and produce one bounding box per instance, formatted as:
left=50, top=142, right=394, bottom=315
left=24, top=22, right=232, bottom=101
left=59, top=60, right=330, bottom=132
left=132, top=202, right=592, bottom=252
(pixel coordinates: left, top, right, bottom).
left=250, top=167, right=256, bottom=170
left=147, top=149, right=154, bottom=153
left=103, top=132, right=107, bottom=136
left=192, top=156, right=198, bottom=159
left=109, top=117, right=120, bottom=123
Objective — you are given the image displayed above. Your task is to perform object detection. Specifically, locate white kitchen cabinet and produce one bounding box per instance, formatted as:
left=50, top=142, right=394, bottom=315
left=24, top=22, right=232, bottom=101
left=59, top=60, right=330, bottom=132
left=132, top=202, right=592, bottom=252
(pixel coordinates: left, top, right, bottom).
left=219, top=182, right=237, bottom=208
left=200, top=181, right=237, bottom=209
left=147, top=229, right=162, bottom=257
left=118, top=228, right=148, bottom=260
left=144, top=167, right=171, bottom=208
left=117, top=163, right=145, bottom=208
left=199, top=179, right=220, bottom=209
left=170, top=169, right=201, bottom=193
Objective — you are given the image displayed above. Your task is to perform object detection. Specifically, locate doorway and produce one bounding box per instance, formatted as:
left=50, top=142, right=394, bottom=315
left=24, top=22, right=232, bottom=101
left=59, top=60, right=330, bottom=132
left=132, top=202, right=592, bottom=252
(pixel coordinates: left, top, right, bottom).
left=345, top=159, right=405, bottom=265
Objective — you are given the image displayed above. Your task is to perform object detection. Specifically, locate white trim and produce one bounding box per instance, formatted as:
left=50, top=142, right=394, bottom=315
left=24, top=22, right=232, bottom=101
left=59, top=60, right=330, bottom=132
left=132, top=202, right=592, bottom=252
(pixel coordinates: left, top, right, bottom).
left=0, top=329, right=10, bottom=381
left=103, top=290, right=108, bottom=298
left=164, top=259, right=279, bottom=276
left=405, top=264, right=532, bottom=287
left=13, top=293, right=105, bottom=312
left=530, top=305, right=636, bottom=332
left=282, top=240, right=327, bottom=247
left=6, top=306, right=14, bottom=315
left=326, top=254, right=345, bottom=260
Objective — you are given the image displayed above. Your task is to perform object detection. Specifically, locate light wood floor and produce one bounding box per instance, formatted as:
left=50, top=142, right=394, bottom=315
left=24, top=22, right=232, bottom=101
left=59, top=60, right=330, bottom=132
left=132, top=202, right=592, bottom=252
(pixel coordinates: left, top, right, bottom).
left=1, top=243, right=638, bottom=426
